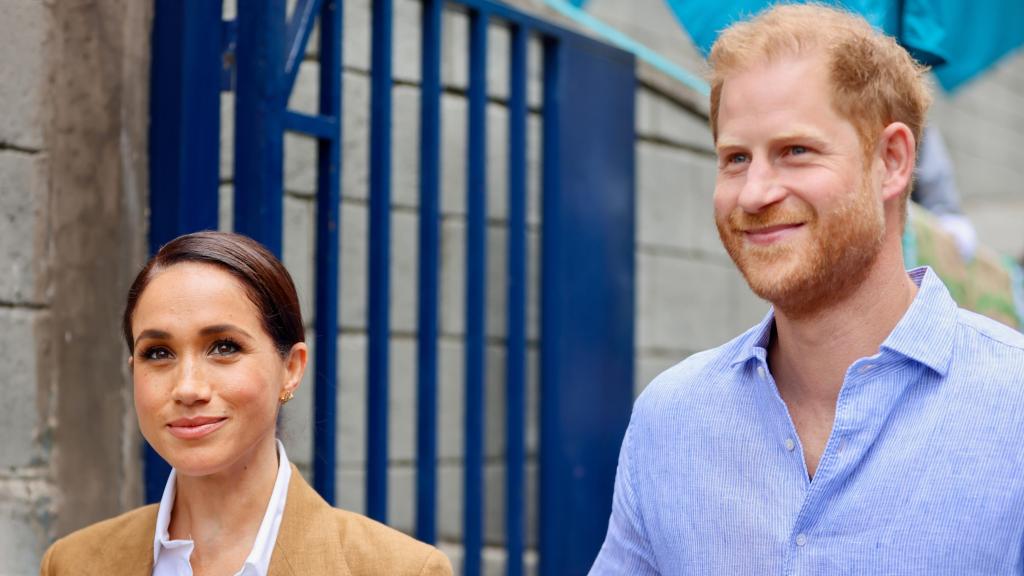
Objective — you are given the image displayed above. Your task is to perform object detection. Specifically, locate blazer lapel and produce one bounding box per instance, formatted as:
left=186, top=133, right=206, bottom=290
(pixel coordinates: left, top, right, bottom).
left=268, top=465, right=352, bottom=576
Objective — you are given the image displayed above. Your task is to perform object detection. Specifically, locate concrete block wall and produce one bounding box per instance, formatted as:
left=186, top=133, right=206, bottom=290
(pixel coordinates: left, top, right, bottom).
left=0, top=3, right=58, bottom=573
left=0, top=1, right=151, bottom=574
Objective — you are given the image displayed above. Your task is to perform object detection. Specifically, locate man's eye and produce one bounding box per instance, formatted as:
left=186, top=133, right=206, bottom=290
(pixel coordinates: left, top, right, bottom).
left=726, top=153, right=749, bottom=165
left=211, top=340, right=241, bottom=356
left=789, top=145, right=808, bottom=155
left=141, top=347, right=172, bottom=361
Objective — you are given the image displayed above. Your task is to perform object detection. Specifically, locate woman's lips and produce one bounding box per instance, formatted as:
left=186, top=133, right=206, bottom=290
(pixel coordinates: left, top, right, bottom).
left=167, top=416, right=227, bottom=440
left=743, top=223, right=804, bottom=245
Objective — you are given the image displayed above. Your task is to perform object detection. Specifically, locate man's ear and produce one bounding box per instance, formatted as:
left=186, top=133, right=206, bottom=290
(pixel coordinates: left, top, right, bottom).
left=876, top=122, right=916, bottom=203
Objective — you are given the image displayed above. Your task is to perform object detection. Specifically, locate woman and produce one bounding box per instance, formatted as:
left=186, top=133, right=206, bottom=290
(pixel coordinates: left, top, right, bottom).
left=40, top=231, right=452, bottom=576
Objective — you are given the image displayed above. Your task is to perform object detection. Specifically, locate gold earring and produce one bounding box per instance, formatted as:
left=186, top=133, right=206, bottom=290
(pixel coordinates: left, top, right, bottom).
left=279, top=390, right=294, bottom=404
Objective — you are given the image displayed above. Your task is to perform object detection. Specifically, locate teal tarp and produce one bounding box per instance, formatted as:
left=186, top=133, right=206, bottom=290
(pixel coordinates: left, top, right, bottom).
left=660, top=0, right=1024, bottom=92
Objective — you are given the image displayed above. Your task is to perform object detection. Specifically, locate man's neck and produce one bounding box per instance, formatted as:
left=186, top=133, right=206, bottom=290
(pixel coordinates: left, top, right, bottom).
left=768, top=250, right=918, bottom=405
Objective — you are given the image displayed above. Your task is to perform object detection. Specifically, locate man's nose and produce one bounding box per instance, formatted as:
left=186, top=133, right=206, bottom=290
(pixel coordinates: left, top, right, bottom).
left=737, top=158, right=786, bottom=213
left=171, top=357, right=212, bottom=406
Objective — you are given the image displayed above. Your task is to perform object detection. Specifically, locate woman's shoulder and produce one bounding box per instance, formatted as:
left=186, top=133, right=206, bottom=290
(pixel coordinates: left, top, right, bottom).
left=325, top=508, right=452, bottom=575
left=40, top=504, right=156, bottom=575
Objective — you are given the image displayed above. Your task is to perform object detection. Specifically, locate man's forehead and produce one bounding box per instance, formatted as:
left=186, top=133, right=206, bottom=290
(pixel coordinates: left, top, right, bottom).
left=715, top=54, right=845, bottom=139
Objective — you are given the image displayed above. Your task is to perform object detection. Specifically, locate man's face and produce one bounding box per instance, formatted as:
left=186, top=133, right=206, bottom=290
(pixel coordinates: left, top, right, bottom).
left=713, top=55, right=886, bottom=317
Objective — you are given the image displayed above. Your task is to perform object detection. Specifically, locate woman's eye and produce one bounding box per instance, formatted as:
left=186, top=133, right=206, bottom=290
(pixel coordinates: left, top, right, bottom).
left=141, top=347, right=172, bottom=361
left=211, top=340, right=241, bottom=356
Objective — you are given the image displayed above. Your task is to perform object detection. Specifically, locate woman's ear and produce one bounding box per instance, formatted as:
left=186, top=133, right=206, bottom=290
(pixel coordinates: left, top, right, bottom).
left=876, top=122, right=916, bottom=203
left=282, top=342, right=308, bottom=395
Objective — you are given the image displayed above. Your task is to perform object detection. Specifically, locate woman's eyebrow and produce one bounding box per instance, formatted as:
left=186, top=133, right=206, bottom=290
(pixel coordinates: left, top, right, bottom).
left=199, top=324, right=254, bottom=339
left=134, top=329, right=170, bottom=347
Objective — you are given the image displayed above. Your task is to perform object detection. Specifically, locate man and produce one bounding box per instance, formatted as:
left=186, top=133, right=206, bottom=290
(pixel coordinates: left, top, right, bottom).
left=590, top=4, right=1024, bottom=575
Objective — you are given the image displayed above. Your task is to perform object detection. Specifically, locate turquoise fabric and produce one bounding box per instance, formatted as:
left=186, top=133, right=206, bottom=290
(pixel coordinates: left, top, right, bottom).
left=662, top=0, right=947, bottom=63
left=660, top=0, right=1022, bottom=92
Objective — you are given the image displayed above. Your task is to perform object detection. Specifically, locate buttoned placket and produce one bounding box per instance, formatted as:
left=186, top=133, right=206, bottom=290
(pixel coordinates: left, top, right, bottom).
left=775, top=357, right=894, bottom=575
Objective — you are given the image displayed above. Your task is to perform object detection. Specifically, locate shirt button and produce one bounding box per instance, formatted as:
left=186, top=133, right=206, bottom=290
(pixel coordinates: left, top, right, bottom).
left=859, top=364, right=875, bottom=374
left=785, top=438, right=796, bottom=452
left=795, top=534, right=807, bottom=546
left=757, top=366, right=766, bottom=379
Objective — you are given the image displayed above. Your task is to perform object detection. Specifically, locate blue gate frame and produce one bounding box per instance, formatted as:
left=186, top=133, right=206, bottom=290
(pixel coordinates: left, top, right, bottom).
left=148, top=1, right=635, bottom=574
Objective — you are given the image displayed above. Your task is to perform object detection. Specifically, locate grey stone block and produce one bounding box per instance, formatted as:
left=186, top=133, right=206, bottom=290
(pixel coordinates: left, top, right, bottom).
left=344, top=0, right=371, bottom=72
left=391, top=209, right=420, bottom=333
left=435, top=459, right=539, bottom=549
left=282, top=195, right=316, bottom=321
left=0, top=308, right=44, bottom=469
left=0, top=151, right=48, bottom=305
left=636, top=253, right=752, bottom=353
left=584, top=0, right=708, bottom=80
left=0, top=0, right=49, bottom=150
left=0, top=489, right=48, bottom=576
left=636, top=87, right=715, bottom=153
left=636, top=142, right=723, bottom=258
left=339, top=199, right=369, bottom=330
left=439, top=219, right=516, bottom=339
left=218, top=183, right=233, bottom=232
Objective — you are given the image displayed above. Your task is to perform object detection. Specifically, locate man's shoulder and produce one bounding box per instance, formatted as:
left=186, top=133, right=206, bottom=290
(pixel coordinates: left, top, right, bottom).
left=955, top=307, right=1024, bottom=353
left=635, top=327, right=760, bottom=416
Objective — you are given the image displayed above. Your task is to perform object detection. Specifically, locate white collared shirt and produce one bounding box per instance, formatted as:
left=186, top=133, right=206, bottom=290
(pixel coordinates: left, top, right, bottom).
left=152, top=440, right=292, bottom=576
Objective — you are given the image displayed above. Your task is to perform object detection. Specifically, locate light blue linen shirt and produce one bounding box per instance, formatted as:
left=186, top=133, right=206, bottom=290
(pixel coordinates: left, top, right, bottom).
left=590, top=267, right=1024, bottom=575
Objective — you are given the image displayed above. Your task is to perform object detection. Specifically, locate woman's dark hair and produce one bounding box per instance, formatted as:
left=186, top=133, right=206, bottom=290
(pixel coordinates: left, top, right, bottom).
left=122, top=231, right=304, bottom=356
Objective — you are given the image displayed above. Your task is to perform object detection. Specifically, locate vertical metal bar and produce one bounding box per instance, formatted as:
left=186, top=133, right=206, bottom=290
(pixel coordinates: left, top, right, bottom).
left=146, top=0, right=223, bottom=503
left=506, top=23, right=528, bottom=576
left=465, top=9, right=489, bottom=576
left=313, top=0, right=342, bottom=505
left=539, top=34, right=637, bottom=575
left=416, top=0, right=442, bottom=545
left=367, top=0, right=393, bottom=523
left=234, top=0, right=287, bottom=255
left=538, top=36, right=561, bottom=576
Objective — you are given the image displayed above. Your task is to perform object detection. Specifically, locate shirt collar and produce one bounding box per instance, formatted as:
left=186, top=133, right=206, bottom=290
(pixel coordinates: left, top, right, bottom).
left=729, top=267, right=957, bottom=376
left=878, top=266, right=956, bottom=376
left=152, top=439, right=293, bottom=576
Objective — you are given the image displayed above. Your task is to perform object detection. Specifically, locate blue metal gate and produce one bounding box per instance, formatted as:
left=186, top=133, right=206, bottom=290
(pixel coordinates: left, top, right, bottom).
left=148, top=1, right=634, bottom=574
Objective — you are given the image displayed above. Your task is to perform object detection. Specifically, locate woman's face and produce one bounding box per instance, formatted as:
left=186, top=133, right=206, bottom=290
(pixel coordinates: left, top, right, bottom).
left=130, top=262, right=306, bottom=477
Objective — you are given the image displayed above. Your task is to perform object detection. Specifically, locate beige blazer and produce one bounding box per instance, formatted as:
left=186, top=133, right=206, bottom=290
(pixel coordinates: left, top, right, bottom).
left=40, top=465, right=452, bottom=575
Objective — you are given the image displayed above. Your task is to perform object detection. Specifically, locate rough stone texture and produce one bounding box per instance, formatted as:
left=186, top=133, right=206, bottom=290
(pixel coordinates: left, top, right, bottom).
left=0, top=1, right=50, bottom=150
left=0, top=474, right=54, bottom=576
left=0, top=309, right=46, bottom=470
left=0, top=152, right=50, bottom=306
left=0, top=1, right=151, bottom=573
left=46, top=0, right=151, bottom=539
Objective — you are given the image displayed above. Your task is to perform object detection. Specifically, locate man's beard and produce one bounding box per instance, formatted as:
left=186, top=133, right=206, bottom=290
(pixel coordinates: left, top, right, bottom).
left=715, top=180, right=886, bottom=318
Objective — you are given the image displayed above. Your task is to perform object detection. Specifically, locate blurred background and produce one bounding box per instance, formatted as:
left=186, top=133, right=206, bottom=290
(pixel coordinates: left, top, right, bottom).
left=1, top=1, right=1021, bottom=575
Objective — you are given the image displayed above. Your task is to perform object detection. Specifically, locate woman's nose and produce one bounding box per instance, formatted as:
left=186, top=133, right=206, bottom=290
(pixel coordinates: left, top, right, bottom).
left=171, top=357, right=211, bottom=406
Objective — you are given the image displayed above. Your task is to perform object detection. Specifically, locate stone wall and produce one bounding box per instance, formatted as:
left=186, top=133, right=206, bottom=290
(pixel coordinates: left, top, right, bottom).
left=0, top=1, right=151, bottom=574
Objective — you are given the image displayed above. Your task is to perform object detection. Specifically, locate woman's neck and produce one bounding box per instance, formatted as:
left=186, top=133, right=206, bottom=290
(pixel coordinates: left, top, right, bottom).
left=168, top=434, right=281, bottom=571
